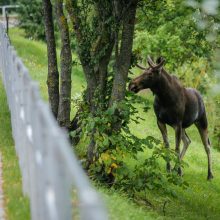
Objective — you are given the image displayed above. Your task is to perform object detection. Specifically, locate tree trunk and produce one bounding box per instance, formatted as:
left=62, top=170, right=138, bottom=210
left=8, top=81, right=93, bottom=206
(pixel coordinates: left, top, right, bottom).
left=42, top=0, right=59, bottom=118
left=55, top=0, right=72, bottom=128
left=110, top=0, right=138, bottom=106
left=66, top=0, right=114, bottom=109
left=65, top=0, right=138, bottom=165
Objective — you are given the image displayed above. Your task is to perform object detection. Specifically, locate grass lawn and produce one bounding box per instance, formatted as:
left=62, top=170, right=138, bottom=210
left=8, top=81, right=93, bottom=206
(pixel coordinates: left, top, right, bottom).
left=0, top=79, right=30, bottom=220
left=3, top=28, right=156, bottom=220
left=4, top=27, right=220, bottom=220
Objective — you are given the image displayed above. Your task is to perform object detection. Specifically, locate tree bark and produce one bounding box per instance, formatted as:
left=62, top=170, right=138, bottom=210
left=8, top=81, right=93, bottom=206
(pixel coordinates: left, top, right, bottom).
left=66, top=0, right=115, bottom=164
left=66, top=0, right=97, bottom=110
left=55, top=0, right=72, bottom=128
left=110, top=0, right=138, bottom=106
left=65, top=0, right=138, bottom=165
left=93, top=1, right=115, bottom=100
left=66, top=0, right=114, bottom=108
left=42, top=0, right=59, bottom=118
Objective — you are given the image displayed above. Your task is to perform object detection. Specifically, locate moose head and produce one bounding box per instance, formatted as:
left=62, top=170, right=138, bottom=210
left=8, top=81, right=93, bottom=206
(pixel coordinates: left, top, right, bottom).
left=128, top=56, right=165, bottom=93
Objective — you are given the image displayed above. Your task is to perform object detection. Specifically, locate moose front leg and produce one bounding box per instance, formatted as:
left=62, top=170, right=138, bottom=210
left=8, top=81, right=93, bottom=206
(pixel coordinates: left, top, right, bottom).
left=157, top=120, right=171, bottom=172
left=174, top=124, right=182, bottom=176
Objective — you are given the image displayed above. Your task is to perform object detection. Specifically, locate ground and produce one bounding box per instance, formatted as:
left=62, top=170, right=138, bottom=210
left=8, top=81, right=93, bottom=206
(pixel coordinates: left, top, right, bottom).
left=1, top=28, right=220, bottom=220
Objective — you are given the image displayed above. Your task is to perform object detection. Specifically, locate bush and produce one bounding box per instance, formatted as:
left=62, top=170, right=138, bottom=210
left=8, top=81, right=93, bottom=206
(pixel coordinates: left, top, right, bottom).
left=133, top=23, right=212, bottom=72
left=18, top=0, right=45, bottom=41
left=0, top=0, right=17, bottom=5
left=71, top=90, right=187, bottom=197
left=176, top=58, right=213, bottom=93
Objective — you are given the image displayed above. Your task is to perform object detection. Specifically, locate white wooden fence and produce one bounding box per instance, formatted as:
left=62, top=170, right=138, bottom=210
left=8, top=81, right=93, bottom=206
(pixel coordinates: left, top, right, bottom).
left=0, top=23, right=107, bottom=220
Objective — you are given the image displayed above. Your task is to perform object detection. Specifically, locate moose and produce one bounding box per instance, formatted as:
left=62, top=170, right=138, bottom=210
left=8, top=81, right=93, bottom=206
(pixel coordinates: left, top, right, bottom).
left=129, top=56, right=213, bottom=180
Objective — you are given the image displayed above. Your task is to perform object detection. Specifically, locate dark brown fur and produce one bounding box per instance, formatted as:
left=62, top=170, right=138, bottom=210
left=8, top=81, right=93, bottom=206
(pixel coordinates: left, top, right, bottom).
left=129, top=56, right=213, bottom=180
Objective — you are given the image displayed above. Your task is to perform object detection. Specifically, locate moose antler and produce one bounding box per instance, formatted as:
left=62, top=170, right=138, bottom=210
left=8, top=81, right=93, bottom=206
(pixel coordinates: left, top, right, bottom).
left=148, top=56, right=165, bottom=69
left=136, top=56, right=165, bottom=70
left=147, top=56, right=156, bottom=68
left=135, top=63, right=146, bottom=70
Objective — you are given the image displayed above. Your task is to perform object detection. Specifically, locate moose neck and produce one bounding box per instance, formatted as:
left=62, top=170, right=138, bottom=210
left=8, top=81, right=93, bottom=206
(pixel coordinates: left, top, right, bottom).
left=150, top=69, right=177, bottom=105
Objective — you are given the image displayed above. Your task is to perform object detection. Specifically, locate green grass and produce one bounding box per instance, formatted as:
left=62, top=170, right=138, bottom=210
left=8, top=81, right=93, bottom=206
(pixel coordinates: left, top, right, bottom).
left=128, top=96, right=220, bottom=219
left=5, top=27, right=220, bottom=220
left=10, top=28, right=85, bottom=118
left=9, top=28, right=85, bottom=102
left=0, top=79, right=30, bottom=220
left=99, top=188, right=158, bottom=220
left=7, top=28, right=156, bottom=220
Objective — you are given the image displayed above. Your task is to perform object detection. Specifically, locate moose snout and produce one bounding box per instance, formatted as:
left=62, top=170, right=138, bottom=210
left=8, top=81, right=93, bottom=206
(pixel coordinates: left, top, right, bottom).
left=128, top=82, right=139, bottom=93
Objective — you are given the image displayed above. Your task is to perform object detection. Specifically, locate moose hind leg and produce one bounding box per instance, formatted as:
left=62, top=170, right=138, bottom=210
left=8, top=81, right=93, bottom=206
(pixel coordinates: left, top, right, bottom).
left=195, top=121, right=214, bottom=180
left=180, top=130, right=191, bottom=160
left=157, top=120, right=171, bottom=172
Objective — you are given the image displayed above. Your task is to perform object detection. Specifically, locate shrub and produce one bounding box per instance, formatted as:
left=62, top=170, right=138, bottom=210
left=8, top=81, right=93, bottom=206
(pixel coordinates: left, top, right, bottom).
left=0, top=0, right=17, bottom=5
left=71, top=90, right=187, bottom=197
left=176, top=58, right=213, bottom=94
left=18, top=0, right=45, bottom=41
left=133, top=24, right=212, bottom=72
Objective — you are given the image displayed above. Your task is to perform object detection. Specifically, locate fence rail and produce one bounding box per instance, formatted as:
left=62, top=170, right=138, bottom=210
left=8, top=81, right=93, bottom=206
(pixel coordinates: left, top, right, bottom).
left=0, top=23, right=107, bottom=220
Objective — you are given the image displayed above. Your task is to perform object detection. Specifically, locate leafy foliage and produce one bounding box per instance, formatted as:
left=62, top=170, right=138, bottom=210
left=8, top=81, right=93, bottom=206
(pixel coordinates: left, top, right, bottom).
left=114, top=146, right=188, bottom=197
left=176, top=58, right=213, bottom=93
left=187, top=0, right=220, bottom=149
left=9, top=28, right=220, bottom=219
left=71, top=89, right=187, bottom=196
left=134, top=0, right=216, bottom=84
left=0, top=0, right=17, bottom=5
left=18, top=0, right=45, bottom=40
left=133, top=24, right=211, bottom=71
